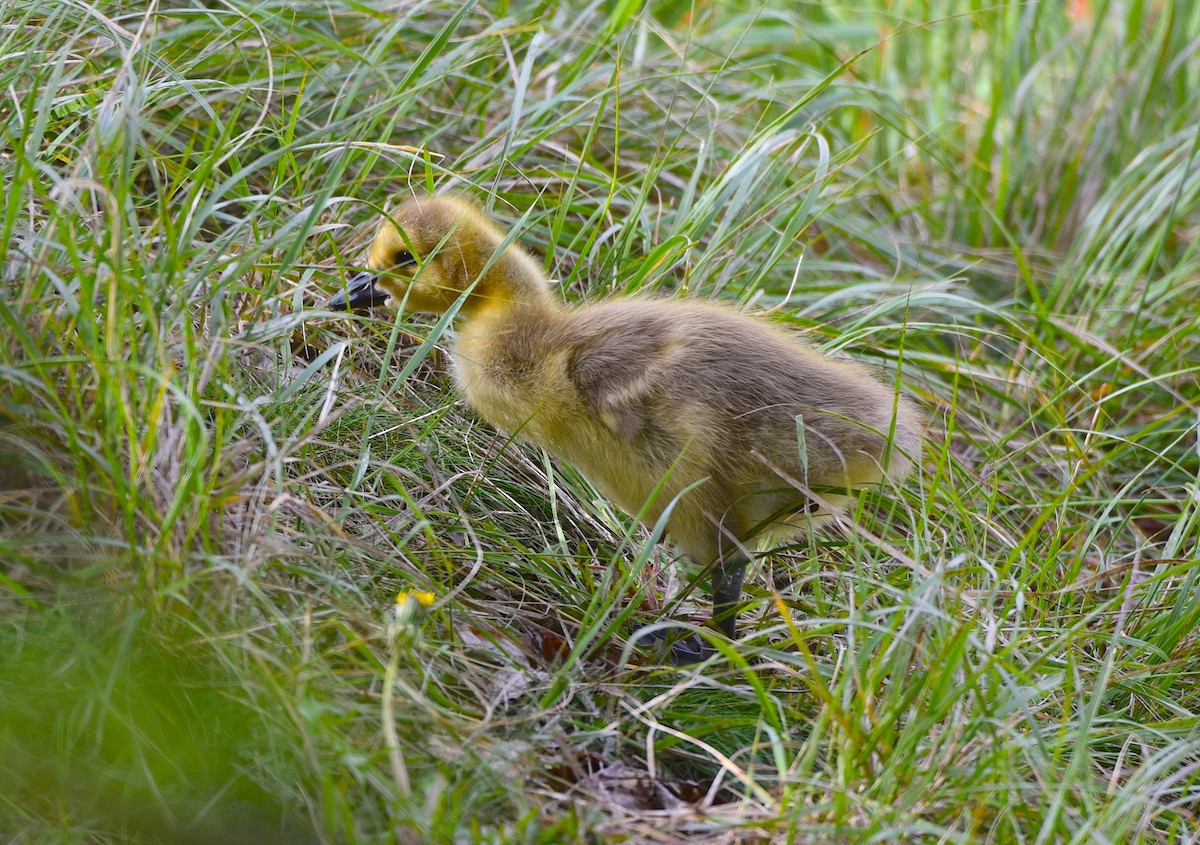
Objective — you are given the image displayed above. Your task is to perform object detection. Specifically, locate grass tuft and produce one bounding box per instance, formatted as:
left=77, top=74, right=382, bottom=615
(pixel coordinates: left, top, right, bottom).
left=2, top=1, right=1198, bottom=842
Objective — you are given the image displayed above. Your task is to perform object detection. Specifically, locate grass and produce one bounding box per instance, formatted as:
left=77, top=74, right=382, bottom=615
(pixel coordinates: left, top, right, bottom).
left=1, top=0, right=1198, bottom=842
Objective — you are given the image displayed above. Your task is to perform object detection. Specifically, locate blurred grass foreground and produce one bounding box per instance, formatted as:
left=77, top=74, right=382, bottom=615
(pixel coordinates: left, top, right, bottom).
left=2, top=1, right=1199, bottom=843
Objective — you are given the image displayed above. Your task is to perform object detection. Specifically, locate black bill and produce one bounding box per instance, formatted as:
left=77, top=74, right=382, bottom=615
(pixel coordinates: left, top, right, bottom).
left=327, top=271, right=388, bottom=311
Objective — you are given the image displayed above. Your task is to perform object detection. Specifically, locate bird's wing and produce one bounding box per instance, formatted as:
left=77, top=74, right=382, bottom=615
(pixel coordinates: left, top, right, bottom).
left=566, top=326, right=668, bottom=441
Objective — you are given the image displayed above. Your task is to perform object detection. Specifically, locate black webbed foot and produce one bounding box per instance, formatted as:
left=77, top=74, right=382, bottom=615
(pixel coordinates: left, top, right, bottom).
left=633, top=625, right=717, bottom=664
left=629, top=554, right=750, bottom=665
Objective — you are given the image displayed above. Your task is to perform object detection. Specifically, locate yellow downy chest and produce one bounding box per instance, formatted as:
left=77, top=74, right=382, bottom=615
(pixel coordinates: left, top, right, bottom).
left=451, top=304, right=574, bottom=441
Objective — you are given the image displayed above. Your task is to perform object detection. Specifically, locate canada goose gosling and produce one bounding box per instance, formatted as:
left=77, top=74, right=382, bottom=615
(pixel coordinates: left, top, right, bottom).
left=329, top=195, right=923, bottom=659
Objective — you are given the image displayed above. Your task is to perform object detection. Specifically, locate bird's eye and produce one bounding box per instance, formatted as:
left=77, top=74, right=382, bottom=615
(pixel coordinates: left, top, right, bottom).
left=393, top=250, right=416, bottom=269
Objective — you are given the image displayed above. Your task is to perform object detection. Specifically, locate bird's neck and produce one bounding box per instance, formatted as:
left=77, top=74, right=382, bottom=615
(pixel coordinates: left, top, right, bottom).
left=460, top=247, right=560, bottom=321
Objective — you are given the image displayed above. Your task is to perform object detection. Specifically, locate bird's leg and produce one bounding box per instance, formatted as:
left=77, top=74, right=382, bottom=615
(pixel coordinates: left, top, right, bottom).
left=635, top=553, right=749, bottom=665
left=711, top=553, right=748, bottom=639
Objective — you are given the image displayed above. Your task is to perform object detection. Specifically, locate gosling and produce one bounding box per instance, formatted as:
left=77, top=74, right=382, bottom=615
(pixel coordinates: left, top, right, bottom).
left=328, top=195, right=922, bottom=659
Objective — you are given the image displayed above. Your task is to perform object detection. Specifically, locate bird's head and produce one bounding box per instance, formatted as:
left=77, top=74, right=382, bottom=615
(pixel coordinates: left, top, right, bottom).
left=328, top=194, right=515, bottom=315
